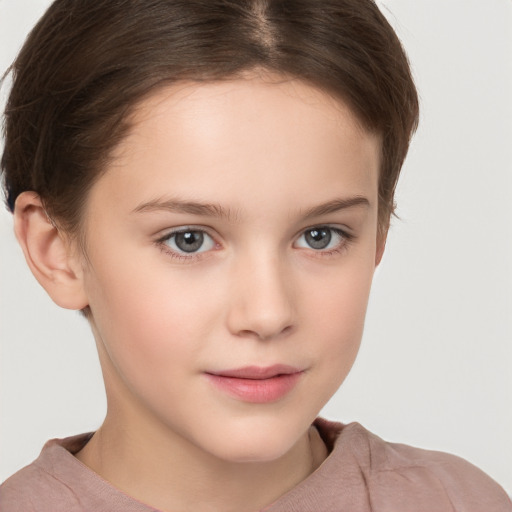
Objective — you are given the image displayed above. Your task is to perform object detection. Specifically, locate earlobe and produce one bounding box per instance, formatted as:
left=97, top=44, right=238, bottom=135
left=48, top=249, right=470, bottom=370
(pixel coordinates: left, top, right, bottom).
left=13, top=192, right=89, bottom=310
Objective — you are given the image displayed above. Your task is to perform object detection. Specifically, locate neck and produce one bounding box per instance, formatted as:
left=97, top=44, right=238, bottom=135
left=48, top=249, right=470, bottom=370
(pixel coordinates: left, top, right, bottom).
left=76, top=409, right=327, bottom=512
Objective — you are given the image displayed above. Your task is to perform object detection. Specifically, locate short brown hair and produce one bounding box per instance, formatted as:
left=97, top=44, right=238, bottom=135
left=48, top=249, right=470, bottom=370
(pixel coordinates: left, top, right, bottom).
left=1, top=0, right=419, bottom=239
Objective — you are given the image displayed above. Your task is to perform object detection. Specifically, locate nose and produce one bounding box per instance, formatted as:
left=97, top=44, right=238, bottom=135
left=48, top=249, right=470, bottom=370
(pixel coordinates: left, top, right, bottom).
left=226, top=252, right=296, bottom=341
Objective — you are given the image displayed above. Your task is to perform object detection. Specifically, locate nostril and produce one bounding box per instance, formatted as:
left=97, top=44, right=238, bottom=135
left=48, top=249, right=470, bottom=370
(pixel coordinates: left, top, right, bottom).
left=237, top=323, right=293, bottom=341
left=226, top=265, right=296, bottom=340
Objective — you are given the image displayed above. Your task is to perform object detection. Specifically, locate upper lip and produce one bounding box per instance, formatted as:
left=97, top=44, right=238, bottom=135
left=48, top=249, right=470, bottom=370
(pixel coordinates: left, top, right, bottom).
left=206, top=365, right=302, bottom=380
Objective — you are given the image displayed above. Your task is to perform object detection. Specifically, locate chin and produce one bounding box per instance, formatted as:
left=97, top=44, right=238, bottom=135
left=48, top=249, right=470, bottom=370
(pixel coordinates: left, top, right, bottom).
left=198, top=414, right=311, bottom=464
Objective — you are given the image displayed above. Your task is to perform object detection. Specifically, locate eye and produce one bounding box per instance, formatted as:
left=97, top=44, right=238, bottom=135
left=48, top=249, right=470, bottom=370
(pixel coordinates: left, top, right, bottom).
left=295, top=226, right=348, bottom=251
left=160, top=228, right=216, bottom=255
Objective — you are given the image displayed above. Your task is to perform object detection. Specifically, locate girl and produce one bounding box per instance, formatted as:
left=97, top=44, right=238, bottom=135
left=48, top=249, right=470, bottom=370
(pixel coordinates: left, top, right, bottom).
left=1, top=1, right=510, bottom=510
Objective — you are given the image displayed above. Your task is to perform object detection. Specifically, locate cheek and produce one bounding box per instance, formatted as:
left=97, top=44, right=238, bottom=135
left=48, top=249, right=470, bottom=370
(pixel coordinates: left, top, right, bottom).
left=84, top=253, right=221, bottom=387
left=306, top=249, right=374, bottom=330
left=302, top=255, right=375, bottom=389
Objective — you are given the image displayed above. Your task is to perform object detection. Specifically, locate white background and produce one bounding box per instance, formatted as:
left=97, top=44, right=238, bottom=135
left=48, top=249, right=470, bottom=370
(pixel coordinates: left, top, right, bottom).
left=1, top=0, right=511, bottom=494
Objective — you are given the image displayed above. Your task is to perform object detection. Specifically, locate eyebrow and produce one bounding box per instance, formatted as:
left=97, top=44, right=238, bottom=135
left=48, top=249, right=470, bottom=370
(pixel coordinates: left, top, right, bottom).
left=132, top=198, right=239, bottom=221
left=300, top=196, right=370, bottom=220
left=132, top=195, right=370, bottom=221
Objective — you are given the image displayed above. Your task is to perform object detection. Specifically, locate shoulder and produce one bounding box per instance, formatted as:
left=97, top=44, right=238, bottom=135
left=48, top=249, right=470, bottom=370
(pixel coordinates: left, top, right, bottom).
left=0, top=433, right=155, bottom=512
left=316, top=419, right=512, bottom=511
left=0, top=456, right=79, bottom=512
left=1, top=460, right=59, bottom=512
left=0, top=434, right=95, bottom=512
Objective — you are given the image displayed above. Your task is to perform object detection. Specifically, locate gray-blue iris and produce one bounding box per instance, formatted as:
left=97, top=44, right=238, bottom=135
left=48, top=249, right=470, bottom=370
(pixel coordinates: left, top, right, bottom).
left=305, top=228, right=331, bottom=249
left=175, top=231, right=204, bottom=252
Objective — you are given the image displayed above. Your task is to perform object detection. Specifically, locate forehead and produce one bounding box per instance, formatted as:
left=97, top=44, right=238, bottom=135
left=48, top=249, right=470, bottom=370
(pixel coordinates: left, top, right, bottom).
left=88, top=76, right=381, bottom=220
left=125, top=74, right=376, bottom=157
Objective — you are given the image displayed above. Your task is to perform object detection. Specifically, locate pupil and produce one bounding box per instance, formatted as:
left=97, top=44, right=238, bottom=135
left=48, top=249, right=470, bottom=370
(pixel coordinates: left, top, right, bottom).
left=306, top=228, right=331, bottom=249
left=175, top=231, right=204, bottom=252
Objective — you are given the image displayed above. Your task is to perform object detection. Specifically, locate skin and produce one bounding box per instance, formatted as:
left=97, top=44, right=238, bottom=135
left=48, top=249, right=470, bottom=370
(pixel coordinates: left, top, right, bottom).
left=15, top=74, right=383, bottom=512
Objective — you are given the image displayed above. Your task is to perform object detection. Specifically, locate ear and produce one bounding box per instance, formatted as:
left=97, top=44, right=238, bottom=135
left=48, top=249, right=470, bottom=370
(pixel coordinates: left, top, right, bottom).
left=375, top=229, right=387, bottom=266
left=13, top=192, right=89, bottom=310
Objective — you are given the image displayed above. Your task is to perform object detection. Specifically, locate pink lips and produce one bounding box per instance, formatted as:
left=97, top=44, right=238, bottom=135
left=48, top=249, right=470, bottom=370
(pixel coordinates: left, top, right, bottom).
left=205, top=365, right=303, bottom=403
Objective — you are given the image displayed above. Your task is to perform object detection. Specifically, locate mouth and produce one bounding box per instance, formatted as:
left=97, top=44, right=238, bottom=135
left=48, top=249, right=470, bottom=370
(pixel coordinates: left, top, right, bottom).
left=204, top=365, right=304, bottom=403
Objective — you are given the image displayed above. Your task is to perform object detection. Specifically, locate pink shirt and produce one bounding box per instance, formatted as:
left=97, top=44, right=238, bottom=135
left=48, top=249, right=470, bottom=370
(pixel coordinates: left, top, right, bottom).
left=1, top=418, right=510, bottom=511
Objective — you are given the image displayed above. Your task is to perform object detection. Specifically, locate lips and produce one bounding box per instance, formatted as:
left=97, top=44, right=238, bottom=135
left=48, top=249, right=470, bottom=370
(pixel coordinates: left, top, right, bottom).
left=205, top=365, right=304, bottom=403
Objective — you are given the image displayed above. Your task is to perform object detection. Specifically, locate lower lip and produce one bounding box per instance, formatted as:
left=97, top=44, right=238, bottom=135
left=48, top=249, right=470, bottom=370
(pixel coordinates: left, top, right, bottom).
left=205, top=372, right=303, bottom=403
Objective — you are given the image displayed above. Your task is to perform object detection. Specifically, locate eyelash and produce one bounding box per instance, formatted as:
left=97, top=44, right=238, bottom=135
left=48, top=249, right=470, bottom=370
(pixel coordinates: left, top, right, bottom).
left=155, top=227, right=218, bottom=261
left=155, top=225, right=354, bottom=261
left=299, top=227, right=354, bottom=258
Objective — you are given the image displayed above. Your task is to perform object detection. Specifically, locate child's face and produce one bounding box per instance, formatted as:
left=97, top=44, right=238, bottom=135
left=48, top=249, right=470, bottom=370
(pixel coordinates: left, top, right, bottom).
left=78, top=75, right=382, bottom=462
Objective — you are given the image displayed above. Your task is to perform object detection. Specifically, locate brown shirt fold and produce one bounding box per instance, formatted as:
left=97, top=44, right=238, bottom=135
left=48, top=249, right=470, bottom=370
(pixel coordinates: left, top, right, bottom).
left=1, top=418, right=511, bottom=511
